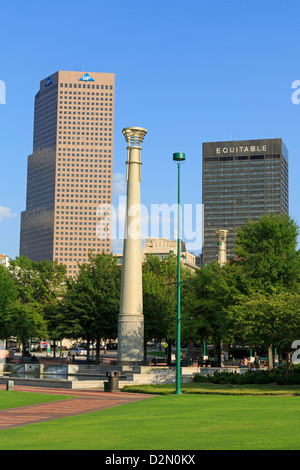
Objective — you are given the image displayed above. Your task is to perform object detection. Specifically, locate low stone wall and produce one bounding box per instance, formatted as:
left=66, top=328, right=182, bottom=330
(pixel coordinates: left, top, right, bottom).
left=119, top=366, right=250, bottom=387
left=71, top=380, right=105, bottom=389
left=0, top=376, right=73, bottom=389
left=0, top=363, right=250, bottom=390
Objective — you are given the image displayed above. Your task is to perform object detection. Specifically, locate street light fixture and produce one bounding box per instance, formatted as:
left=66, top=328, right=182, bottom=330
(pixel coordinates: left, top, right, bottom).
left=173, top=152, right=185, bottom=395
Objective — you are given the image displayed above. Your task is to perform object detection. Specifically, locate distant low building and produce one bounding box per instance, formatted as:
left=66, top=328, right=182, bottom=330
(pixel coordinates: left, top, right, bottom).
left=0, top=254, right=9, bottom=267
left=143, top=238, right=198, bottom=271
left=195, top=254, right=203, bottom=268
left=115, top=239, right=198, bottom=271
left=115, top=253, right=123, bottom=265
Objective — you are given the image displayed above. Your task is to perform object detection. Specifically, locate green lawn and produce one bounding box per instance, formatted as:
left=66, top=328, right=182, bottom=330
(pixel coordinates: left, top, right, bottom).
left=0, top=392, right=300, bottom=450
left=122, top=382, right=300, bottom=396
left=0, top=390, right=73, bottom=410
left=147, top=351, right=165, bottom=357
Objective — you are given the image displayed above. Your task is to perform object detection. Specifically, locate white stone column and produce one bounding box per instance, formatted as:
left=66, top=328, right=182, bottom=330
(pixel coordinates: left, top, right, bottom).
left=215, top=229, right=229, bottom=267
left=117, top=127, right=147, bottom=364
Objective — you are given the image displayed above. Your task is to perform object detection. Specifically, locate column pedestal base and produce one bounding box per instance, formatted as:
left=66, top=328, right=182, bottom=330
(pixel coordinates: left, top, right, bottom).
left=117, top=313, right=144, bottom=364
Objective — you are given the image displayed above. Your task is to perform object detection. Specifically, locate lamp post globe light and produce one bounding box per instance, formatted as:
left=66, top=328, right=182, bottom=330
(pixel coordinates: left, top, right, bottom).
left=173, top=152, right=185, bottom=395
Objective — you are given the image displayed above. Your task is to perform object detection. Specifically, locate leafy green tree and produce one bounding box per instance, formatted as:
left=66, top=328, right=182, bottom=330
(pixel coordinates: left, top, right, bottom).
left=9, top=256, right=67, bottom=306
left=228, top=290, right=300, bottom=372
left=43, top=302, right=65, bottom=357
left=8, top=256, right=67, bottom=355
left=185, top=261, right=248, bottom=365
left=143, top=254, right=194, bottom=364
left=0, top=265, right=18, bottom=341
left=231, top=214, right=300, bottom=367
left=10, top=300, right=48, bottom=353
left=58, top=253, right=121, bottom=362
left=143, top=255, right=177, bottom=362
left=234, top=213, right=300, bottom=291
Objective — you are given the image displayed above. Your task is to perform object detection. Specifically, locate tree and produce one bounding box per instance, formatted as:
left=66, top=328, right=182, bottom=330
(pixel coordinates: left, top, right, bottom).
left=185, top=261, right=248, bottom=365
left=142, top=256, right=177, bottom=362
left=0, top=265, right=18, bottom=341
left=234, top=213, right=300, bottom=291
left=8, top=256, right=67, bottom=355
left=142, top=254, right=194, bottom=364
left=58, top=253, right=121, bottom=362
left=228, top=289, right=300, bottom=372
left=10, top=301, right=48, bottom=352
left=9, top=256, right=67, bottom=305
left=43, top=302, right=65, bottom=357
left=231, top=214, right=300, bottom=368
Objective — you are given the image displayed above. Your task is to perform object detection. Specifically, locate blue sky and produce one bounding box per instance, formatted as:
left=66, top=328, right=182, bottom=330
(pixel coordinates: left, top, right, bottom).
left=0, top=0, right=300, bottom=259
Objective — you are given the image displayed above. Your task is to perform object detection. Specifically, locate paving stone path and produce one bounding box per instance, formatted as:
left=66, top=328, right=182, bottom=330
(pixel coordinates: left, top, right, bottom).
left=0, top=385, right=154, bottom=430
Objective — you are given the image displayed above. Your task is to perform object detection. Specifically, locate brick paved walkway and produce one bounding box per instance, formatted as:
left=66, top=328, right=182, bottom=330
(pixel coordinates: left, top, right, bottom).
left=0, top=385, right=154, bottom=430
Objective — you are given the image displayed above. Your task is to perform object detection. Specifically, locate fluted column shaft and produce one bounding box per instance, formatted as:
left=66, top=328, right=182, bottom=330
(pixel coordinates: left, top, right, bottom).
left=117, top=128, right=147, bottom=364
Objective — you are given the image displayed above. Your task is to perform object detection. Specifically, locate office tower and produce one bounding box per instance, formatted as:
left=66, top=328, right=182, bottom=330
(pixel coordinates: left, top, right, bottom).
left=20, top=71, right=115, bottom=277
left=202, top=138, right=289, bottom=265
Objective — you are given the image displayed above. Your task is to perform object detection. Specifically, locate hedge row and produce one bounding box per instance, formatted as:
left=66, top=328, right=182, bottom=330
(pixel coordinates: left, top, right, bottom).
left=193, top=365, right=300, bottom=385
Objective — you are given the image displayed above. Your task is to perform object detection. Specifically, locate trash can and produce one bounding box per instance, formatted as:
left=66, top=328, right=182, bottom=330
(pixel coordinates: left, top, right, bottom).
left=106, top=370, right=121, bottom=392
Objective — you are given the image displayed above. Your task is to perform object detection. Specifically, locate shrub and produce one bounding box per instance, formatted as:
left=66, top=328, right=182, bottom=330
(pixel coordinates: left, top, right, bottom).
left=193, top=365, right=300, bottom=386
left=275, top=374, right=300, bottom=385
left=193, top=374, right=208, bottom=383
left=206, top=371, right=240, bottom=384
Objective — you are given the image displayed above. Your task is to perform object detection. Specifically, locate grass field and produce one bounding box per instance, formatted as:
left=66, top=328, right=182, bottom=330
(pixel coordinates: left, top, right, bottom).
left=0, top=391, right=73, bottom=410
left=122, top=382, right=300, bottom=396
left=147, top=351, right=165, bottom=357
left=0, top=388, right=300, bottom=450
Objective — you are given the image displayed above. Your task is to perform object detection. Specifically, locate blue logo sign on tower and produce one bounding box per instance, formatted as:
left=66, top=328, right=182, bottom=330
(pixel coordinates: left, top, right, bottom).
left=79, top=73, right=94, bottom=82
left=45, top=77, right=53, bottom=87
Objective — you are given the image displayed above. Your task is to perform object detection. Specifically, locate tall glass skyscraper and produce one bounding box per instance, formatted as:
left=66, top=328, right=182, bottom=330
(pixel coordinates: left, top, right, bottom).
left=20, top=71, right=115, bottom=277
left=202, top=138, right=289, bottom=265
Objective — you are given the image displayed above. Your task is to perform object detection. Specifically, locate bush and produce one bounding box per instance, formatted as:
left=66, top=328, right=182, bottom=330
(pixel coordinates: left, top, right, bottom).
left=241, top=371, right=273, bottom=384
left=193, top=374, right=208, bottom=383
left=274, top=374, right=300, bottom=385
left=207, top=371, right=240, bottom=384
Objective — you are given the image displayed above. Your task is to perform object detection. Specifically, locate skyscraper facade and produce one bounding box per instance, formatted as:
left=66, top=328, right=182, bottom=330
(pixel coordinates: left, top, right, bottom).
left=20, top=71, right=115, bottom=277
left=202, top=138, right=289, bottom=265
